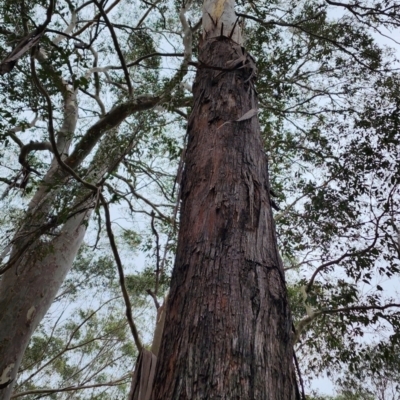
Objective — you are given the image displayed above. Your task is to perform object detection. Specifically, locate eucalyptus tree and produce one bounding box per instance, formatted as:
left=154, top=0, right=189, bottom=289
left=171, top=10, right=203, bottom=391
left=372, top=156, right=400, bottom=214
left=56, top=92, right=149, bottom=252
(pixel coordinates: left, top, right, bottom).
left=333, top=343, right=400, bottom=400
left=0, top=0, right=399, bottom=399
left=0, top=0, right=183, bottom=397
left=151, top=1, right=300, bottom=397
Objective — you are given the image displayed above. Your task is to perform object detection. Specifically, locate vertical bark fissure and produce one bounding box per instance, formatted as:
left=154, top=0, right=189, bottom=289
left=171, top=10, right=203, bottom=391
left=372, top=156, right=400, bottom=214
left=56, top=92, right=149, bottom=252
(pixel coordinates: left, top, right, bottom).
left=152, top=31, right=299, bottom=400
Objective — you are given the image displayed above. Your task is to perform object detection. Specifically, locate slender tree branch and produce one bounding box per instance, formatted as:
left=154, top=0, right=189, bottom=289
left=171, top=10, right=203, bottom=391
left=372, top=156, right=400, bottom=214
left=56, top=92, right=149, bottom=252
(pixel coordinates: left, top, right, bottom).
left=127, top=52, right=184, bottom=69
left=325, top=0, right=400, bottom=21
left=46, top=29, right=87, bottom=46
left=5, top=114, right=41, bottom=148
left=324, top=303, right=400, bottom=315
left=11, top=375, right=131, bottom=398
left=100, top=193, right=143, bottom=351
left=73, top=0, right=122, bottom=36
left=306, top=212, right=383, bottom=292
left=75, top=0, right=95, bottom=13
left=19, top=298, right=119, bottom=386
left=237, top=12, right=392, bottom=72
left=147, top=289, right=160, bottom=309
left=51, top=6, right=77, bottom=45
left=66, top=95, right=160, bottom=169
left=0, top=27, right=13, bottom=36
left=294, top=301, right=400, bottom=344
left=150, top=211, right=161, bottom=296
left=136, top=0, right=162, bottom=28
left=171, top=107, right=188, bottom=119
left=85, top=46, right=106, bottom=115
left=18, top=141, right=53, bottom=170
left=293, top=350, right=306, bottom=400
left=112, top=173, right=172, bottom=222
left=0, top=177, right=13, bottom=185
left=275, top=175, right=338, bottom=222
left=92, top=0, right=133, bottom=97
left=85, top=53, right=184, bottom=74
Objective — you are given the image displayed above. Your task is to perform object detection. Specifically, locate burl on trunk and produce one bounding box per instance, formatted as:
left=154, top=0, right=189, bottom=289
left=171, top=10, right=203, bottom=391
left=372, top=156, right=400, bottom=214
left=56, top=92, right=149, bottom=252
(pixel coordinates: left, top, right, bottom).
left=152, top=36, right=299, bottom=399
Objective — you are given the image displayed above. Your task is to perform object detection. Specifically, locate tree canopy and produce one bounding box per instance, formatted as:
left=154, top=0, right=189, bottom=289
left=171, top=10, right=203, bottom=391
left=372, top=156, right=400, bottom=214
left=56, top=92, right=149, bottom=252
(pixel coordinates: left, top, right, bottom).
left=0, top=0, right=400, bottom=397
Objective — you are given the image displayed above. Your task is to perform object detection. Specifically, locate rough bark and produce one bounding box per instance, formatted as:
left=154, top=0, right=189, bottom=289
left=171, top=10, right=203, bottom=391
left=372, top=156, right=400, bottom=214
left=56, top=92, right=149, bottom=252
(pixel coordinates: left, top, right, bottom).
left=152, top=37, right=299, bottom=399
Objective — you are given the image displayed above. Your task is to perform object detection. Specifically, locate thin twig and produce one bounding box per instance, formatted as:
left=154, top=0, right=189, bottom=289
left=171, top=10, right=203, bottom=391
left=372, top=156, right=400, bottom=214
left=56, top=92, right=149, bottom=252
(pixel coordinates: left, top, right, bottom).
left=150, top=210, right=161, bottom=296
left=73, top=0, right=122, bottom=36
left=136, top=0, right=162, bottom=28
left=147, top=289, right=160, bottom=309
left=293, top=350, right=306, bottom=400
left=306, top=211, right=384, bottom=292
left=11, top=374, right=131, bottom=398
left=100, top=193, right=143, bottom=351
left=92, top=0, right=133, bottom=97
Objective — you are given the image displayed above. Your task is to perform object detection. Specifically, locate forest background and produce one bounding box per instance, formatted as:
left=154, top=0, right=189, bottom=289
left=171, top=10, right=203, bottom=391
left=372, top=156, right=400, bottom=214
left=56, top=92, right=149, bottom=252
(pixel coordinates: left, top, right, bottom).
left=0, top=0, right=400, bottom=398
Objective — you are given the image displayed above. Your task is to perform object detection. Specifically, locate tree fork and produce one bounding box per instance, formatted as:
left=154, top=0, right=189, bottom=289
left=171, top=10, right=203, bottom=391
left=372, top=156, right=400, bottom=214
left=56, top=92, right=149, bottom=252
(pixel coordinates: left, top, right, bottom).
left=152, top=35, right=299, bottom=399
left=0, top=126, right=139, bottom=399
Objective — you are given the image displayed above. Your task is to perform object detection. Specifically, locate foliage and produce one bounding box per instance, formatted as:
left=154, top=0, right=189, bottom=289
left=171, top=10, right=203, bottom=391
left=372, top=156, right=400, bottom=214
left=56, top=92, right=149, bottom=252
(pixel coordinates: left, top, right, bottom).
left=0, top=0, right=400, bottom=397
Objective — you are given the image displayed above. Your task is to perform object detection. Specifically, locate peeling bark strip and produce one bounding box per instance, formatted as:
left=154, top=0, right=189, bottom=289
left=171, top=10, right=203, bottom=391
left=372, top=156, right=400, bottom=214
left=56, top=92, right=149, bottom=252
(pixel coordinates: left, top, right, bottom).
left=152, top=37, right=299, bottom=399
left=203, top=0, right=242, bottom=44
left=128, top=350, right=157, bottom=400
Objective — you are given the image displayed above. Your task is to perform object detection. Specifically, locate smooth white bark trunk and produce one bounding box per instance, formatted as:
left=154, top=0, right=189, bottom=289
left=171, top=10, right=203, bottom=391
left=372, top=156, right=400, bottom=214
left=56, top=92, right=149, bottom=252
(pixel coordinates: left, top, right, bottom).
left=0, top=124, right=136, bottom=399
left=0, top=208, right=90, bottom=399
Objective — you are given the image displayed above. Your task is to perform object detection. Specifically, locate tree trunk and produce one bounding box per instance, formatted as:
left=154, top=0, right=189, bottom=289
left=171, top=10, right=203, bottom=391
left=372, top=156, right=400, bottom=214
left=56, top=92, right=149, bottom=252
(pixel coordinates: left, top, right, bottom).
left=0, top=87, right=79, bottom=399
left=0, top=207, right=90, bottom=399
left=0, top=124, right=138, bottom=399
left=152, top=34, right=299, bottom=400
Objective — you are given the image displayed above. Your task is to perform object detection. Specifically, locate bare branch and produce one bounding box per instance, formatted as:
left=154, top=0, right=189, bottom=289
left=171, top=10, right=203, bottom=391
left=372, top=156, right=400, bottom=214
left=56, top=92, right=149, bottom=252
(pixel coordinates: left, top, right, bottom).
left=10, top=375, right=131, bottom=398
left=324, top=303, right=400, bottom=315
left=136, top=0, right=162, bottom=28
left=86, top=53, right=184, bottom=75
left=150, top=211, right=161, bottom=296
left=92, top=0, right=133, bottom=97
left=18, top=141, right=53, bottom=170
left=112, top=173, right=172, bottom=222
left=52, top=6, right=77, bottom=45
left=147, top=289, right=160, bottom=309
left=66, top=95, right=173, bottom=169
left=73, top=0, right=122, bottom=37
left=86, top=46, right=106, bottom=115
left=100, top=193, right=143, bottom=351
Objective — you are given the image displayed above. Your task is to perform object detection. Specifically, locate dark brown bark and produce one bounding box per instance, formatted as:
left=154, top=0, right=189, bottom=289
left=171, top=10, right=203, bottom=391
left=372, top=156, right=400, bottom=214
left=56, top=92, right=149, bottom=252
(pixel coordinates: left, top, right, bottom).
left=152, top=37, right=299, bottom=399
